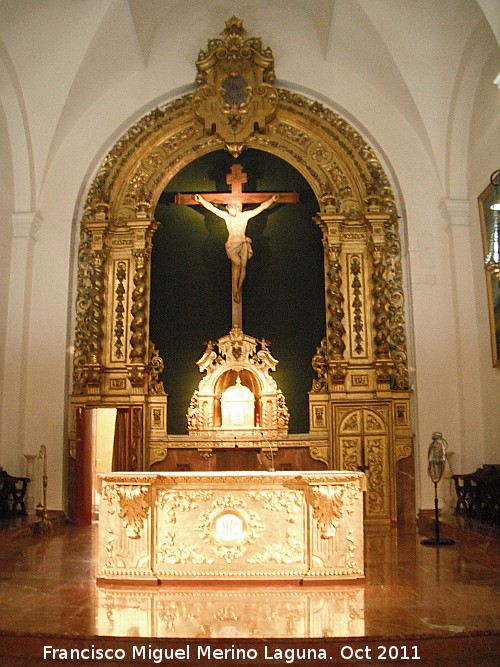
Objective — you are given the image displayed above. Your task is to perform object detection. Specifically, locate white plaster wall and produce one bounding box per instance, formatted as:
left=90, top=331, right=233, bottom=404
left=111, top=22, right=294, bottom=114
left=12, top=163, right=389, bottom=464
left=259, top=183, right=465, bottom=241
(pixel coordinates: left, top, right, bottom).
left=0, top=0, right=498, bottom=510
left=0, top=102, right=14, bottom=467
left=468, top=52, right=500, bottom=467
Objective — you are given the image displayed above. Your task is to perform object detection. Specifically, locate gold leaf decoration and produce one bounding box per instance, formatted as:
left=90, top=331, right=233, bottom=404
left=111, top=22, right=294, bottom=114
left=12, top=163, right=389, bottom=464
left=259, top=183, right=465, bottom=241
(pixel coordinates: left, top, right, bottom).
left=310, top=485, right=346, bottom=538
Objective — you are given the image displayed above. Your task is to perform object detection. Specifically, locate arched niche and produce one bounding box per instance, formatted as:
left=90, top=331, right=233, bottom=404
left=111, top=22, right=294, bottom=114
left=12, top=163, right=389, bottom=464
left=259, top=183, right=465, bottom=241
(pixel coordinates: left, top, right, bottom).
left=215, top=370, right=261, bottom=428
left=151, top=147, right=324, bottom=434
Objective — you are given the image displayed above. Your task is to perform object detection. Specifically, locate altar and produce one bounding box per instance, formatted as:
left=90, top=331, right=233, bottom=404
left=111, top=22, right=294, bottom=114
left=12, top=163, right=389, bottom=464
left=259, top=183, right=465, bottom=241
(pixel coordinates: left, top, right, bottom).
left=97, top=471, right=365, bottom=583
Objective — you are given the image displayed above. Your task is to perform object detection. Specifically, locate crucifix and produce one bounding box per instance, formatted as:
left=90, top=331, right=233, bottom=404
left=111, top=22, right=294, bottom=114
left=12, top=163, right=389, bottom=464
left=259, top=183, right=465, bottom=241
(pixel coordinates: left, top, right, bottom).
left=175, top=164, right=298, bottom=328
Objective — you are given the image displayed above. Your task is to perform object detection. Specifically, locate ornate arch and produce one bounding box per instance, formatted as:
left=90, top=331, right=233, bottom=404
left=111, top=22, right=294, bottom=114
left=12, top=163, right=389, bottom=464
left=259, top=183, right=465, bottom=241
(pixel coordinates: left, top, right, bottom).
left=71, top=18, right=413, bottom=522
left=75, top=86, right=408, bottom=390
left=83, top=89, right=396, bottom=223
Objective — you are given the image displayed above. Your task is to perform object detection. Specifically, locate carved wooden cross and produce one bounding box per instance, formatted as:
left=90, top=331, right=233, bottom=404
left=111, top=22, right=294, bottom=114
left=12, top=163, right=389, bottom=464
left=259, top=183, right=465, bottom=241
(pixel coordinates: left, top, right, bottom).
left=175, top=164, right=299, bottom=329
left=174, top=164, right=299, bottom=206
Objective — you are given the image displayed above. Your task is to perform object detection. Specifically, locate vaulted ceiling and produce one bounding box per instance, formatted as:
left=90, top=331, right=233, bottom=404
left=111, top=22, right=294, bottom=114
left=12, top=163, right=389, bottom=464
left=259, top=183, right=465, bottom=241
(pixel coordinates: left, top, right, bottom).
left=0, top=0, right=498, bottom=211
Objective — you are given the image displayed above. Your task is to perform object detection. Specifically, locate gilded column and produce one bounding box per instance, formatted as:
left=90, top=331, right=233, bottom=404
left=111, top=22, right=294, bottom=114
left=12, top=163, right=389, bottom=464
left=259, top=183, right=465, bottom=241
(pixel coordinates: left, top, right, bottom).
left=325, top=241, right=346, bottom=360
left=126, top=217, right=159, bottom=392
left=383, top=217, right=409, bottom=390
left=368, top=215, right=393, bottom=385
left=73, top=219, right=108, bottom=395
left=130, top=250, right=148, bottom=363
left=315, top=212, right=348, bottom=385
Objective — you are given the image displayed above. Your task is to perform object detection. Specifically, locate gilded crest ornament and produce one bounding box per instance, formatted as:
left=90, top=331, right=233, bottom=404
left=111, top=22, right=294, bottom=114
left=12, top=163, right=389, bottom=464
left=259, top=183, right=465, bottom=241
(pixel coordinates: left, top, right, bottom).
left=192, top=17, right=278, bottom=156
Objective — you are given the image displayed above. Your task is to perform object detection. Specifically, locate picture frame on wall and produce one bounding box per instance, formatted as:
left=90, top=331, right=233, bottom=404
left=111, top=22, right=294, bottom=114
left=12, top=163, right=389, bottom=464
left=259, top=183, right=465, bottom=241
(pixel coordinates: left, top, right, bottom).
left=478, top=180, right=500, bottom=368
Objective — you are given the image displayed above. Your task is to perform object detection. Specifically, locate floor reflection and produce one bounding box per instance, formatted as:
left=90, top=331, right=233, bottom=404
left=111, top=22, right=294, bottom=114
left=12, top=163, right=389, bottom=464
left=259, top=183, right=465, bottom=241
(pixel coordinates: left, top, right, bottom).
left=0, top=513, right=498, bottom=643
left=97, top=586, right=364, bottom=638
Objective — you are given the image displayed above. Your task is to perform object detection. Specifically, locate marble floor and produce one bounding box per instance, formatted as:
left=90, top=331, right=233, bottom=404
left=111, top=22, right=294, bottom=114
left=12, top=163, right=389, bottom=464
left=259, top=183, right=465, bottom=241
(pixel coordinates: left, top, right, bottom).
left=0, top=511, right=498, bottom=665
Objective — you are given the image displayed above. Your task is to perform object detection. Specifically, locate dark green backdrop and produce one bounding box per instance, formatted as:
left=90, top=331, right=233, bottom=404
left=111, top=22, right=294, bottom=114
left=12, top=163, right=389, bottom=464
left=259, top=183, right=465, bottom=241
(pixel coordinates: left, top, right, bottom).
left=150, top=149, right=325, bottom=434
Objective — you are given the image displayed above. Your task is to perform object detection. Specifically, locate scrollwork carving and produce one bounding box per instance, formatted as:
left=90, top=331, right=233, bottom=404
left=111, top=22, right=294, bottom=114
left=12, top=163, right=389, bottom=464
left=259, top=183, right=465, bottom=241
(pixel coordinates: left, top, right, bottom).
left=310, top=485, right=346, bottom=538
left=309, top=444, right=330, bottom=467
left=101, top=483, right=149, bottom=539
left=247, top=530, right=303, bottom=565
left=350, top=256, right=364, bottom=356
left=311, top=337, right=328, bottom=392
left=114, top=261, right=127, bottom=360
left=365, top=160, right=396, bottom=216
left=395, top=440, right=413, bottom=462
left=276, top=390, right=290, bottom=428
left=157, top=489, right=214, bottom=520
left=248, top=490, right=302, bottom=523
left=147, top=341, right=165, bottom=395
left=157, top=533, right=213, bottom=565
left=186, top=390, right=200, bottom=430
left=342, top=411, right=359, bottom=432
left=83, top=95, right=193, bottom=220
left=365, top=439, right=385, bottom=515
left=341, top=439, right=361, bottom=471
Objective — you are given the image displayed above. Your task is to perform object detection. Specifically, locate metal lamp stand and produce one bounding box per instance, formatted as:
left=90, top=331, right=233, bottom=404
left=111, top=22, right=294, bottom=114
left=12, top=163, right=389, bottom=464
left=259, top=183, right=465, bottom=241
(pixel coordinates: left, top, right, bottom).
left=31, top=445, right=52, bottom=535
left=420, top=432, right=455, bottom=547
left=420, top=479, right=455, bottom=546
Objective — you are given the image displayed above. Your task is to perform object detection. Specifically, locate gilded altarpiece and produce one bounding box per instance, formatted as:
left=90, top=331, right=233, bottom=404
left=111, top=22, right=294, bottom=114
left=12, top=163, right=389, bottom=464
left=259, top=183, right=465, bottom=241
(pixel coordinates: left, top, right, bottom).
left=70, top=18, right=414, bottom=525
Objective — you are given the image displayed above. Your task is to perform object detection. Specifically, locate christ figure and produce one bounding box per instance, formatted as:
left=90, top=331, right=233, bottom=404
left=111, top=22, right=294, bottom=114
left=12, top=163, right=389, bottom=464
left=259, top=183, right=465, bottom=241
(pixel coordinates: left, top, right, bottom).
left=194, top=193, right=279, bottom=303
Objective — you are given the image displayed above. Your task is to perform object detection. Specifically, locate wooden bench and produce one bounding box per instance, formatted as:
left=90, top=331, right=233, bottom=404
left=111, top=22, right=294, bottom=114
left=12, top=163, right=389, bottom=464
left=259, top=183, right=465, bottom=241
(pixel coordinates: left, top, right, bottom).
left=452, top=464, right=500, bottom=524
left=0, top=468, right=30, bottom=516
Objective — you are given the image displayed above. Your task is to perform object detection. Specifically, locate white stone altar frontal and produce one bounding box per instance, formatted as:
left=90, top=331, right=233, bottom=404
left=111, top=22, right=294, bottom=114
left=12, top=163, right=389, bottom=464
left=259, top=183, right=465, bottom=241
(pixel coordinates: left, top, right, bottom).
left=96, top=471, right=365, bottom=583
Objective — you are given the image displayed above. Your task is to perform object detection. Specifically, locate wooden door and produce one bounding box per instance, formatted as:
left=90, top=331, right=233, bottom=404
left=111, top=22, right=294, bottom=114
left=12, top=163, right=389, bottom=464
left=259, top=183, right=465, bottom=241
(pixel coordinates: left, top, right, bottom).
left=337, top=405, right=393, bottom=523
left=74, top=407, right=94, bottom=526
left=111, top=406, right=143, bottom=471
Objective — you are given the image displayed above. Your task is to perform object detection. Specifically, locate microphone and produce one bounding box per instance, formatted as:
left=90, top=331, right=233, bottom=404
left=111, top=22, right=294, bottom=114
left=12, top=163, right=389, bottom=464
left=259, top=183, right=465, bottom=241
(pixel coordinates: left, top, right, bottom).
left=261, top=430, right=275, bottom=472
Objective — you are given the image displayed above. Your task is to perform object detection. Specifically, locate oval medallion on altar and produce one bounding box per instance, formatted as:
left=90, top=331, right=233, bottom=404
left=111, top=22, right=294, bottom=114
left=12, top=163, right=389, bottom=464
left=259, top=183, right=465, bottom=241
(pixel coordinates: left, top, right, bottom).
left=213, top=511, right=246, bottom=544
